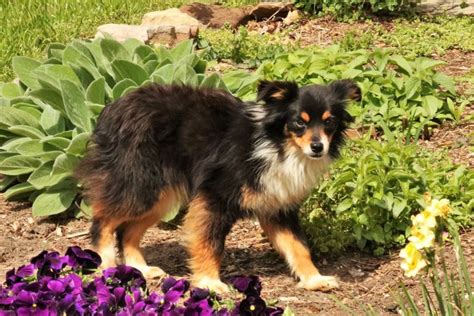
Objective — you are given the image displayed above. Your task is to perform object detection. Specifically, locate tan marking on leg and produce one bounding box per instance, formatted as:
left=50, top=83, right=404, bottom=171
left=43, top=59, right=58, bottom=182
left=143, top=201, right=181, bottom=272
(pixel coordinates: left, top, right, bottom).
left=182, top=195, right=228, bottom=292
left=322, top=111, right=331, bottom=121
left=93, top=202, right=124, bottom=269
left=121, top=187, right=185, bottom=279
left=260, top=222, right=338, bottom=291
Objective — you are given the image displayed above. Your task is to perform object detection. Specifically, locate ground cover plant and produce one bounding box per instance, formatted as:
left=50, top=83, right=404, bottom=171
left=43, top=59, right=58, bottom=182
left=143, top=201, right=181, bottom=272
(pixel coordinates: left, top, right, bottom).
left=294, top=0, right=419, bottom=19
left=0, top=247, right=289, bottom=315
left=257, top=46, right=464, bottom=140
left=302, top=138, right=473, bottom=255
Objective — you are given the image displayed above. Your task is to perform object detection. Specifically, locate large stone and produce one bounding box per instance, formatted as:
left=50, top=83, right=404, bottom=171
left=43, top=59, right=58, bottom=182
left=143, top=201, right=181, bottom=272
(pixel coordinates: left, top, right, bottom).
left=142, top=8, right=202, bottom=27
left=95, top=24, right=151, bottom=42
left=180, top=3, right=251, bottom=28
left=147, top=25, right=199, bottom=47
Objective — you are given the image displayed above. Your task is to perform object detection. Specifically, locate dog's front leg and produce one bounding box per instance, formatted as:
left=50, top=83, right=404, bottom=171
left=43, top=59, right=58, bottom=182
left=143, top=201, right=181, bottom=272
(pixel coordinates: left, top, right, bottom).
left=182, top=194, right=232, bottom=293
left=259, top=210, right=339, bottom=291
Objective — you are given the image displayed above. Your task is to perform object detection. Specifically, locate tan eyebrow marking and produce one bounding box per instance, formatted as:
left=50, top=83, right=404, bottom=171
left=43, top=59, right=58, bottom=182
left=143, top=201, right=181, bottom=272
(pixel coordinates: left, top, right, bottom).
left=322, top=111, right=331, bottom=121
left=300, top=111, right=310, bottom=123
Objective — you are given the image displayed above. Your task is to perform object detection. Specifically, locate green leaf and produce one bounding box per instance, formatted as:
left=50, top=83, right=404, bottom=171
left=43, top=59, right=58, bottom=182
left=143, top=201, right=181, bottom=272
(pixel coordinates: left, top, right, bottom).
left=51, top=153, right=80, bottom=178
left=0, top=107, right=41, bottom=130
left=66, top=133, right=90, bottom=156
left=62, top=45, right=101, bottom=80
left=404, top=76, right=421, bottom=100
left=4, top=182, right=35, bottom=200
left=32, top=181, right=77, bottom=216
left=15, top=139, right=55, bottom=156
left=390, top=55, right=413, bottom=74
left=101, top=38, right=130, bottom=62
left=28, top=161, right=66, bottom=189
left=422, top=95, right=443, bottom=117
left=200, top=73, right=222, bottom=88
left=29, top=89, right=65, bottom=113
left=8, top=125, right=45, bottom=139
left=335, top=198, right=352, bottom=214
left=0, top=176, right=16, bottom=191
left=419, top=58, right=445, bottom=71
left=433, top=72, right=456, bottom=94
left=111, top=60, right=148, bottom=85
left=112, top=79, right=137, bottom=100
left=12, top=56, right=41, bottom=89
left=35, top=64, right=82, bottom=89
left=40, top=136, right=71, bottom=149
left=86, top=77, right=106, bottom=104
left=40, top=107, right=65, bottom=135
left=0, top=155, right=41, bottom=175
left=0, top=83, right=23, bottom=99
left=60, top=80, right=92, bottom=132
left=173, top=64, right=198, bottom=86
left=170, top=40, right=194, bottom=61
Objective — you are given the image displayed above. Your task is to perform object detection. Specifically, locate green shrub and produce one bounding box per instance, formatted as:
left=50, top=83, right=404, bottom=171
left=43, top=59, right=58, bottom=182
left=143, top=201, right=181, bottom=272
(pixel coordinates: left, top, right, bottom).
left=0, top=39, right=232, bottom=217
left=199, top=26, right=298, bottom=67
left=294, top=0, right=418, bottom=19
left=258, top=46, right=464, bottom=140
left=302, top=138, right=473, bottom=255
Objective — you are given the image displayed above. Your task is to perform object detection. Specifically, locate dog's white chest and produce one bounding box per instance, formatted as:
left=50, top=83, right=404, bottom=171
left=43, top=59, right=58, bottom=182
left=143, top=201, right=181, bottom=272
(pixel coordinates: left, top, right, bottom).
left=242, top=141, right=329, bottom=213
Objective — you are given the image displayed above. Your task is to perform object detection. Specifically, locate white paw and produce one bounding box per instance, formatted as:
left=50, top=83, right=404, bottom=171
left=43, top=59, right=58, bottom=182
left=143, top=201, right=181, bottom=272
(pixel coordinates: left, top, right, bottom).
left=141, top=266, right=166, bottom=279
left=298, top=274, right=339, bottom=292
left=194, top=277, right=229, bottom=293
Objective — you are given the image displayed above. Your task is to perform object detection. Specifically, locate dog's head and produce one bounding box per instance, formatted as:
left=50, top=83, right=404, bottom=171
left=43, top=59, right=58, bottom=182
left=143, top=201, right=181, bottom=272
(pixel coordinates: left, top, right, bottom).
left=257, top=79, right=360, bottom=159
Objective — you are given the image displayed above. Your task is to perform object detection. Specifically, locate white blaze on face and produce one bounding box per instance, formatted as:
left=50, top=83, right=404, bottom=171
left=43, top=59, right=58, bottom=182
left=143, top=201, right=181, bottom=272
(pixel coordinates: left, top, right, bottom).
left=320, top=132, right=330, bottom=156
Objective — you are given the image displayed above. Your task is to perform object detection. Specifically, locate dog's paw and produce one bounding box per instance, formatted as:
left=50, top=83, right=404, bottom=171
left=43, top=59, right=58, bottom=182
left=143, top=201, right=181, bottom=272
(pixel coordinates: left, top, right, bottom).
left=141, top=265, right=166, bottom=279
left=298, top=274, right=339, bottom=292
left=194, top=277, right=229, bottom=293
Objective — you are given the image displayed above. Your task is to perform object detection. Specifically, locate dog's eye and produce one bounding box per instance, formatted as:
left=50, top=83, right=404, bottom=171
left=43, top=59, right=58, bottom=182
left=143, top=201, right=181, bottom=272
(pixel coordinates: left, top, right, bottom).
left=294, top=118, right=306, bottom=129
left=324, top=117, right=336, bottom=128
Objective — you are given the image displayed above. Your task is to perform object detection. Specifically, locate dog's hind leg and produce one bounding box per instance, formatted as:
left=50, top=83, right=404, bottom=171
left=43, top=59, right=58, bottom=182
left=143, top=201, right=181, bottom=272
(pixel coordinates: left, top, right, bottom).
left=259, top=210, right=339, bottom=292
left=90, top=203, right=125, bottom=269
left=182, top=194, right=232, bottom=293
left=116, top=187, right=182, bottom=279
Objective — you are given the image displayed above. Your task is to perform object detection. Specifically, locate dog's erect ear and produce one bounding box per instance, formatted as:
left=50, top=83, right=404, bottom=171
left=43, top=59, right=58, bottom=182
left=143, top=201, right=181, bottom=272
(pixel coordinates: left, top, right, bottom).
left=330, top=79, right=361, bottom=102
left=257, top=80, right=298, bottom=104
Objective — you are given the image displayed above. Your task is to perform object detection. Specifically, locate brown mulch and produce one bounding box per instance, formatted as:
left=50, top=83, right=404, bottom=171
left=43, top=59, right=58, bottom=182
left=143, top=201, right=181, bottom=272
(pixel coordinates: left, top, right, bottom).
left=1, top=194, right=473, bottom=315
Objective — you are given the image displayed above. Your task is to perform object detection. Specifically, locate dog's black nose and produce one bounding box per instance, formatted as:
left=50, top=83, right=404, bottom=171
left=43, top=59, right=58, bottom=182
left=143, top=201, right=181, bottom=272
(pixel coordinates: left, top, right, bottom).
left=310, top=142, right=324, bottom=154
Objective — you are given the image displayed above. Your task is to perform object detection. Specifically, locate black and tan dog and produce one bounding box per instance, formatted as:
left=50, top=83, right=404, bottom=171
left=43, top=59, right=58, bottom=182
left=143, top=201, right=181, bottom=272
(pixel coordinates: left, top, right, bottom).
left=75, top=79, right=360, bottom=292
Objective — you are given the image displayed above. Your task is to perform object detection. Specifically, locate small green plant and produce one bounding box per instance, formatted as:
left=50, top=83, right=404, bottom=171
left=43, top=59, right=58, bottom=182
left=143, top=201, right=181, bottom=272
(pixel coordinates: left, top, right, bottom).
left=199, top=26, right=298, bottom=67
left=258, top=46, right=462, bottom=139
left=0, top=39, right=231, bottom=217
left=381, top=16, right=474, bottom=59
left=302, top=138, right=473, bottom=255
left=294, top=0, right=418, bottom=20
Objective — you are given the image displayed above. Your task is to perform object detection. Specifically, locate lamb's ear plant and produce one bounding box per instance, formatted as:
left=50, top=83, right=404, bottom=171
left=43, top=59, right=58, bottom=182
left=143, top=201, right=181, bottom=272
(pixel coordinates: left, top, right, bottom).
left=0, top=39, right=232, bottom=218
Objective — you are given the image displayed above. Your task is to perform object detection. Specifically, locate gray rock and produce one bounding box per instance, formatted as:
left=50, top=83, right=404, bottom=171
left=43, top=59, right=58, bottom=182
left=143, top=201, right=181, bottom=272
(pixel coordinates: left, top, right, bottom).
left=95, top=24, right=152, bottom=42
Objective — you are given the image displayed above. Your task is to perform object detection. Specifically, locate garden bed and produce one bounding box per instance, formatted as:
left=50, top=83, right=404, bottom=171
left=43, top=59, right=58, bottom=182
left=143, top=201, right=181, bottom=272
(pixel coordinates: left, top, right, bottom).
left=1, top=6, right=473, bottom=315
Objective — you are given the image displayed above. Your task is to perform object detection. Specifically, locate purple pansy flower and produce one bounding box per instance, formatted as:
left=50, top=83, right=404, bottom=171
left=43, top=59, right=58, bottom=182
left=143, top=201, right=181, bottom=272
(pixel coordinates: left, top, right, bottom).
left=5, top=264, right=35, bottom=287
left=103, top=265, right=146, bottom=290
left=230, top=275, right=262, bottom=297
left=65, top=246, right=102, bottom=272
left=238, top=295, right=267, bottom=316
left=30, top=251, right=68, bottom=277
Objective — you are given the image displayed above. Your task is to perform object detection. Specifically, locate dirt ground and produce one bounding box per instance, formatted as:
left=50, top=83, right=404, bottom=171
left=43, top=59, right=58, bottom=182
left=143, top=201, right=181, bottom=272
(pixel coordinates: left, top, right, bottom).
left=0, top=194, right=473, bottom=315
left=1, top=15, right=473, bottom=315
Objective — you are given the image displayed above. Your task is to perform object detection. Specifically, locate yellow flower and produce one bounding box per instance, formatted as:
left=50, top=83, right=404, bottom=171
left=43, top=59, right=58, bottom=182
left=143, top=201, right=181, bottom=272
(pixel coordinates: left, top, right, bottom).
left=427, top=198, right=451, bottom=218
left=411, top=210, right=437, bottom=229
left=408, top=226, right=435, bottom=249
left=400, top=243, right=427, bottom=277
